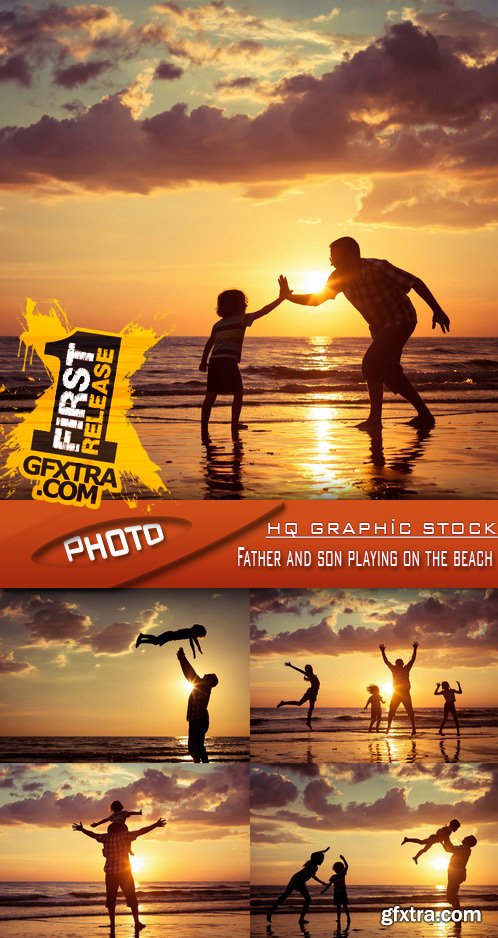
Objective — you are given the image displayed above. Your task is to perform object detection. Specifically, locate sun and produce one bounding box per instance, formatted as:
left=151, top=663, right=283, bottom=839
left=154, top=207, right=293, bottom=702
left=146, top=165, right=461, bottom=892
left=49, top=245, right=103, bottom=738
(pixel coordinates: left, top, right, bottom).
left=130, top=856, right=145, bottom=874
left=430, top=856, right=449, bottom=872
left=182, top=679, right=195, bottom=693
left=380, top=683, right=392, bottom=699
left=296, top=269, right=328, bottom=293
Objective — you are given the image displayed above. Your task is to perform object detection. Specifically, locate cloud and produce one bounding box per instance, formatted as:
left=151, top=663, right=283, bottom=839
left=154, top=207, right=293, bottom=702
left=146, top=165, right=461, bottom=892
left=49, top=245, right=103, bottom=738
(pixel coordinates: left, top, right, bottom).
left=261, top=765, right=498, bottom=834
left=0, top=765, right=250, bottom=832
left=21, top=595, right=91, bottom=646
left=251, top=769, right=298, bottom=809
left=251, top=589, right=498, bottom=665
left=0, top=54, right=31, bottom=86
left=0, top=16, right=496, bottom=227
left=154, top=61, right=183, bottom=80
left=54, top=60, right=112, bottom=89
left=87, top=621, right=137, bottom=655
left=0, top=651, right=34, bottom=675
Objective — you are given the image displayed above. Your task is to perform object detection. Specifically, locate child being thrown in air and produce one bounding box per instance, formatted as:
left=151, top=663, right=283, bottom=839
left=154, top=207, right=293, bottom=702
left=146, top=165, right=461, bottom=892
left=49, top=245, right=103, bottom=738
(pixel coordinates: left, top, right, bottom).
left=402, top=819, right=461, bottom=864
left=135, top=624, right=207, bottom=659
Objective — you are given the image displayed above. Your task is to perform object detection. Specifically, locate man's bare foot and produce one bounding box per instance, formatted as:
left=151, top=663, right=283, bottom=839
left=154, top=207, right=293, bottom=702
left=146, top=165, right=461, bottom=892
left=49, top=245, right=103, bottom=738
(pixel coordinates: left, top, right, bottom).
left=306, top=720, right=313, bottom=730
left=401, top=837, right=407, bottom=845
left=413, top=857, right=418, bottom=865
left=407, top=413, right=435, bottom=429
left=267, top=911, right=273, bottom=923
left=135, top=634, right=143, bottom=648
left=438, top=728, right=443, bottom=735
left=356, top=418, right=382, bottom=432
left=276, top=701, right=285, bottom=708
left=136, top=924, right=146, bottom=933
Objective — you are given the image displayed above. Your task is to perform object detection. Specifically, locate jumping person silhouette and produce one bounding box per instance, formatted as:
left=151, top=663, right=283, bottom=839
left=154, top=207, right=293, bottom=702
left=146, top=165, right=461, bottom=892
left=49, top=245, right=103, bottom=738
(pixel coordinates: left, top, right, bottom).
left=435, top=680, right=462, bottom=736
left=363, top=684, right=385, bottom=733
left=136, top=623, right=206, bottom=659
left=277, top=661, right=320, bottom=729
left=380, top=642, right=418, bottom=736
left=280, top=237, right=450, bottom=431
left=267, top=847, right=329, bottom=926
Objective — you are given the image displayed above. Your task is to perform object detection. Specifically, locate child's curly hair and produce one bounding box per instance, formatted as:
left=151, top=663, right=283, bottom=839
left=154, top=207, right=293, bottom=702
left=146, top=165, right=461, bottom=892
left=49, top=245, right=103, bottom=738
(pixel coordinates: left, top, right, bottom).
left=216, top=289, right=248, bottom=318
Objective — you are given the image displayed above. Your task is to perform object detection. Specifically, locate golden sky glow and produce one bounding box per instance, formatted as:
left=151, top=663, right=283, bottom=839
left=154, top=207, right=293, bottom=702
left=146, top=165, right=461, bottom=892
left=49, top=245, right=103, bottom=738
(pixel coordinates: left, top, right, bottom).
left=0, top=1, right=497, bottom=336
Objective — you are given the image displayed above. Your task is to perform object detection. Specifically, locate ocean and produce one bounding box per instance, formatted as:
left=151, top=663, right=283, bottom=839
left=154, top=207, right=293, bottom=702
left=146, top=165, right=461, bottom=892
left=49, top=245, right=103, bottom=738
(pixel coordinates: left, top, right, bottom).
left=251, top=883, right=498, bottom=914
left=250, top=707, right=498, bottom=736
left=3, top=335, right=498, bottom=417
left=3, top=335, right=498, bottom=500
left=0, top=881, right=249, bottom=921
left=0, top=736, right=249, bottom=763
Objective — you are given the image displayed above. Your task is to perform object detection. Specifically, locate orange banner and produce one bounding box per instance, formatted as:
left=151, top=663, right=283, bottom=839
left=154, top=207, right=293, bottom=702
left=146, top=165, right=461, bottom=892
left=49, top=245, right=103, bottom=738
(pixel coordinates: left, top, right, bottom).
left=0, top=499, right=496, bottom=588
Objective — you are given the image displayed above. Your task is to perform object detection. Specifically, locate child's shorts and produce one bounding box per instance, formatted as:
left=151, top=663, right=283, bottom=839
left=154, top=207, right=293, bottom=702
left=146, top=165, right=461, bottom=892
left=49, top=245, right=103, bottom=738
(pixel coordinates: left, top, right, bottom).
left=207, top=357, right=243, bottom=394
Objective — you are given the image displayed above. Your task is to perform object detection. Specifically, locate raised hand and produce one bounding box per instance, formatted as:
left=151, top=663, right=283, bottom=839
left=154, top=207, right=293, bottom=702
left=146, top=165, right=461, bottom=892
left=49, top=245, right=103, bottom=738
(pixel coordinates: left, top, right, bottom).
left=72, top=821, right=83, bottom=832
left=413, top=641, right=419, bottom=649
left=379, top=644, right=386, bottom=652
left=155, top=818, right=167, bottom=828
left=432, top=309, right=450, bottom=334
left=278, top=275, right=292, bottom=299
left=284, top=661, right=292, bottom=667
left=177, top=647, right=185, bottom=659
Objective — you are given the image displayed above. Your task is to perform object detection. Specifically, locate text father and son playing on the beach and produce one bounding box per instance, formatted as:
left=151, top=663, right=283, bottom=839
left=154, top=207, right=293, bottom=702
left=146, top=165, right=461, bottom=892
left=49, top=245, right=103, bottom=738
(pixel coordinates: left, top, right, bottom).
left=199, top=236, right=451, bottom=442
left=277, top=641, right=463, bottom=737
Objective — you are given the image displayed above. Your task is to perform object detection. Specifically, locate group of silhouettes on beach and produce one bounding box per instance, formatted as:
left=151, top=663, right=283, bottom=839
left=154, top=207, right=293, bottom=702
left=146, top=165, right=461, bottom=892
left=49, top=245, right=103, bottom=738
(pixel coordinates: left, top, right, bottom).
left=199, top=236, right=450, bottom=443
left=135, top=622, right=218, bottom=763
left=267, top=821, right=477, bottom=931
left=276, top=642, right=463, bottom=737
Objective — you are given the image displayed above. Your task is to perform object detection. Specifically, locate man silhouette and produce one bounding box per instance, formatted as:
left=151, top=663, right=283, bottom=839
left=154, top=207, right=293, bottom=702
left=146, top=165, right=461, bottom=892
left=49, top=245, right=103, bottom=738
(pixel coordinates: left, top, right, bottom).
left=73, top=817, right=166, bottom=936
left=380, top=641, right=418, bottom=735
left=282, top=237, right=450, bottom=431
left=177, top=647, right=218, bottom=763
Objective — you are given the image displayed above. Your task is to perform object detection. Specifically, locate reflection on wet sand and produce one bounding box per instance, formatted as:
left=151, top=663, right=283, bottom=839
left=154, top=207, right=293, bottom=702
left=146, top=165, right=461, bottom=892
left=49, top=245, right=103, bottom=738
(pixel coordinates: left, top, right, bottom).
left=201, top=439, right=244, bottom=498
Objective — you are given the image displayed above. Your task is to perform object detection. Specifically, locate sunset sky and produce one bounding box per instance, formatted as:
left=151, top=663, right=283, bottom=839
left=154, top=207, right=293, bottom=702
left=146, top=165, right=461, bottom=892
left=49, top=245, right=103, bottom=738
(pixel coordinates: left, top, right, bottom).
left=0, top=588, right=249, bottom=736
left=251, top=762, right=497, bottom=885
left=0, top=762, right=249, bottom=881
left=0, top=1, right=497, bottom=335
left=251, top=588, right=498, bottom=708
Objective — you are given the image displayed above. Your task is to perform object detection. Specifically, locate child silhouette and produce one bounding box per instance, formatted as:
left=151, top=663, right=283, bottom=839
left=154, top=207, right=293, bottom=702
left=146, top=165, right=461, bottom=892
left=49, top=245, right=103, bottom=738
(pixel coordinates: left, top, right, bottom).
left=199, top=277, right=288, bottom=442
left=402, top=819, right=460, bottom=864
left=321, top=854, right=351, bottom=932
left=135, top=623, right=206, bottom=659
left=435, top=680, right=462, bottom=736
left=363, top=684, right=385, bottom=733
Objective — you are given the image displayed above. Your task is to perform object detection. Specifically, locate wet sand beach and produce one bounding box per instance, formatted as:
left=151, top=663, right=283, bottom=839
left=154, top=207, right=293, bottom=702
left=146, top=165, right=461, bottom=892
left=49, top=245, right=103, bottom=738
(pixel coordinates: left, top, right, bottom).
left=0, top=911, right=249, bottom=938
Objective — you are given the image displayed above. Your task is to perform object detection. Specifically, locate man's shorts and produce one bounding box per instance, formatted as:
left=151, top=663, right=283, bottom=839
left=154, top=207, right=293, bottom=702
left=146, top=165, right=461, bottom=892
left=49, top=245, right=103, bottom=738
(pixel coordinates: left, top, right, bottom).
left=362, top=326, right=414, bottom=393
left=207, top=358, right=243, bottom=394
left=105, top=870, right=138, bottom=909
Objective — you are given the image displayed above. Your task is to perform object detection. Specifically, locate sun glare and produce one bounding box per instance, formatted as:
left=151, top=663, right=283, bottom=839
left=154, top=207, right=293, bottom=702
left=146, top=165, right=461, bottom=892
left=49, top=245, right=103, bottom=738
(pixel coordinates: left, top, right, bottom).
left=130, top=856, right=145, bottom=874
left=297, top=269, right=328, bottom=293
left=431, top=856, right=449, bottom=872
left=183, top=679, right=195, bottom=693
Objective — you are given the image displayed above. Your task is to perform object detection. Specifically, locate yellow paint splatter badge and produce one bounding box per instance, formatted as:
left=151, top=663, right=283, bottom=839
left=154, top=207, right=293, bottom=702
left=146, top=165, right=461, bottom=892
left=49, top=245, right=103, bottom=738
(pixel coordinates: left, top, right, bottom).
left=3, top=299, right=167, bottom=508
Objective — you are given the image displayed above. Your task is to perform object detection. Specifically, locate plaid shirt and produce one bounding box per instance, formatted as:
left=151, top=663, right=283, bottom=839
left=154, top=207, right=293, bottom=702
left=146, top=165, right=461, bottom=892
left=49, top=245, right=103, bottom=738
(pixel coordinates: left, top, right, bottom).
left=187, top=677, right=212, bottom=723
left=94, top=830, right=137, bottom=874
left=326, top=258, right=417, bottom=336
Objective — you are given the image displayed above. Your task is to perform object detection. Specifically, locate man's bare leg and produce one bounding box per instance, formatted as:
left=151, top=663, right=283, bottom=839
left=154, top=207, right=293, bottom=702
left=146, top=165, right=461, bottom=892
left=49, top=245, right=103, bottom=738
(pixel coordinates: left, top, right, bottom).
left=357, top=378, right=383, bottom=431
